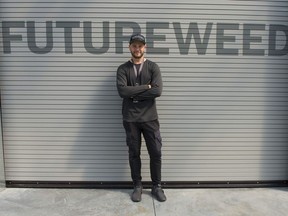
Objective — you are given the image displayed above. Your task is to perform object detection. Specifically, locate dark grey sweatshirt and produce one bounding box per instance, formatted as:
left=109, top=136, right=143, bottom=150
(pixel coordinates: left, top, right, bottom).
left=116, top=59, right=163, bottom=122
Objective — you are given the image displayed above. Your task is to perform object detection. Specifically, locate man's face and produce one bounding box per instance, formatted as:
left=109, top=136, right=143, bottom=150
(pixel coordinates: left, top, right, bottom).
left=129, top=41, right=146, bottom=59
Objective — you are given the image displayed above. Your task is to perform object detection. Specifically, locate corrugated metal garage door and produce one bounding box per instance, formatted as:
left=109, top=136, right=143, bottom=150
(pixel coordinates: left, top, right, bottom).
left=0, top=0, right=287, bottom=183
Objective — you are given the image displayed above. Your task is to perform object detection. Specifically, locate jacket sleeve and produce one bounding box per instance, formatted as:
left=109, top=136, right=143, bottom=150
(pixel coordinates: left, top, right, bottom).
left=116, top=65, right=150, bottom=99
left=134, top=63, right=163, bottom=100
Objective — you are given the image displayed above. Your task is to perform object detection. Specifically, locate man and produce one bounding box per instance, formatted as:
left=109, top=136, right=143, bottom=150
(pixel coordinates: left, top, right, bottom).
left=116, top=33, right=166, bottom=202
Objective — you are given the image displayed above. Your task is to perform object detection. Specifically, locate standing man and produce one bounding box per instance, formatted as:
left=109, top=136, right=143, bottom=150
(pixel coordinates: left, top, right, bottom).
left=116, top=33, right=166, bottom=202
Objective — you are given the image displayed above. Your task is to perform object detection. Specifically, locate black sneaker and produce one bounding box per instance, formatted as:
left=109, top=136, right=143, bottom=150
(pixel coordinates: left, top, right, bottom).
left=151, top=185, right=167, bottom=202
left=131, top=186, right=142, bottom=202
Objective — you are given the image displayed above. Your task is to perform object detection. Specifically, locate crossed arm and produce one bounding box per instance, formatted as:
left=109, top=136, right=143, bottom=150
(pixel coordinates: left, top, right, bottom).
left=116, top=64, right=162, bottom=100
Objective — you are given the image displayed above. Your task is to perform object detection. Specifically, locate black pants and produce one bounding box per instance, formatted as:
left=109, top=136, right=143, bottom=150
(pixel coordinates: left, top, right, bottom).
left=123, top=119, right=162, bottom=186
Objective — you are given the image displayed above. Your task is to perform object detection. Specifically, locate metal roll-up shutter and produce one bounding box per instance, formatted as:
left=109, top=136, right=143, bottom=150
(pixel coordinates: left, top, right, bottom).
left=0, top=0, right=287, bottom=184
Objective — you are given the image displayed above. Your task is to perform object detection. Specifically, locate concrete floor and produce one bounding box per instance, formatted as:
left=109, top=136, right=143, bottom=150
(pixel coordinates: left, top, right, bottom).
left=0, top=187, right=288, bottom=216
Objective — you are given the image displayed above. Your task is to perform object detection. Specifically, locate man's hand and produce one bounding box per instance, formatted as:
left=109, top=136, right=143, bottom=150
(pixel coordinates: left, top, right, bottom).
left=150, top=83, right=158, bottom=88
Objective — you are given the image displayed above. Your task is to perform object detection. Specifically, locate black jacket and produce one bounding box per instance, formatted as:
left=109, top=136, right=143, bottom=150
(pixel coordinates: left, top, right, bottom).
left=116, top=59, right=163, bottom=122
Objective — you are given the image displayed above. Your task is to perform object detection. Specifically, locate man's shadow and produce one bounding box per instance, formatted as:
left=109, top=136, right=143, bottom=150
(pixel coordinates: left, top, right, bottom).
left=67, top=72, right=131, bottom=186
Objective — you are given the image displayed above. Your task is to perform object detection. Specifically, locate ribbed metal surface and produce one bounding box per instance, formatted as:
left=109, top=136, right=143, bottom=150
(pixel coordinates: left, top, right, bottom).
left=0, top=103, right=5, bottom=186
left=0, top=0, right=287, bottom=182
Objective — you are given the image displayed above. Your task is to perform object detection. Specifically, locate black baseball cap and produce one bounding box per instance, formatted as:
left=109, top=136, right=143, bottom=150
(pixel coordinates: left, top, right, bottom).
left=129, top=33, right=146, bottom=45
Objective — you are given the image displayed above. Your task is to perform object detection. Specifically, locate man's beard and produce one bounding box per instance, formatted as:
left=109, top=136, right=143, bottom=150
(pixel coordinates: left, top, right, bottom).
left=131, top=51, right=144, bottom=60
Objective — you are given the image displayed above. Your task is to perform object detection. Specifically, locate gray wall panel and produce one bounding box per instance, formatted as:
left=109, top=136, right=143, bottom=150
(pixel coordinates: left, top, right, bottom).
left=0, top=111, right=5, bottom=187
left=0, top=0, right=287, bottom=183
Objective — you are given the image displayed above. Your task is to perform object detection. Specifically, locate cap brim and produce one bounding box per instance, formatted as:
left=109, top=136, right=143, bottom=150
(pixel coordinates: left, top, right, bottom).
left=130, top=40, right=146, bottom=44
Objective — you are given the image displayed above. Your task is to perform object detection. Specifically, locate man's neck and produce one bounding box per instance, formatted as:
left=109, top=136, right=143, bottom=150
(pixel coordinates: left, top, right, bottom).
left=132, top=57, right=145, bottom=64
